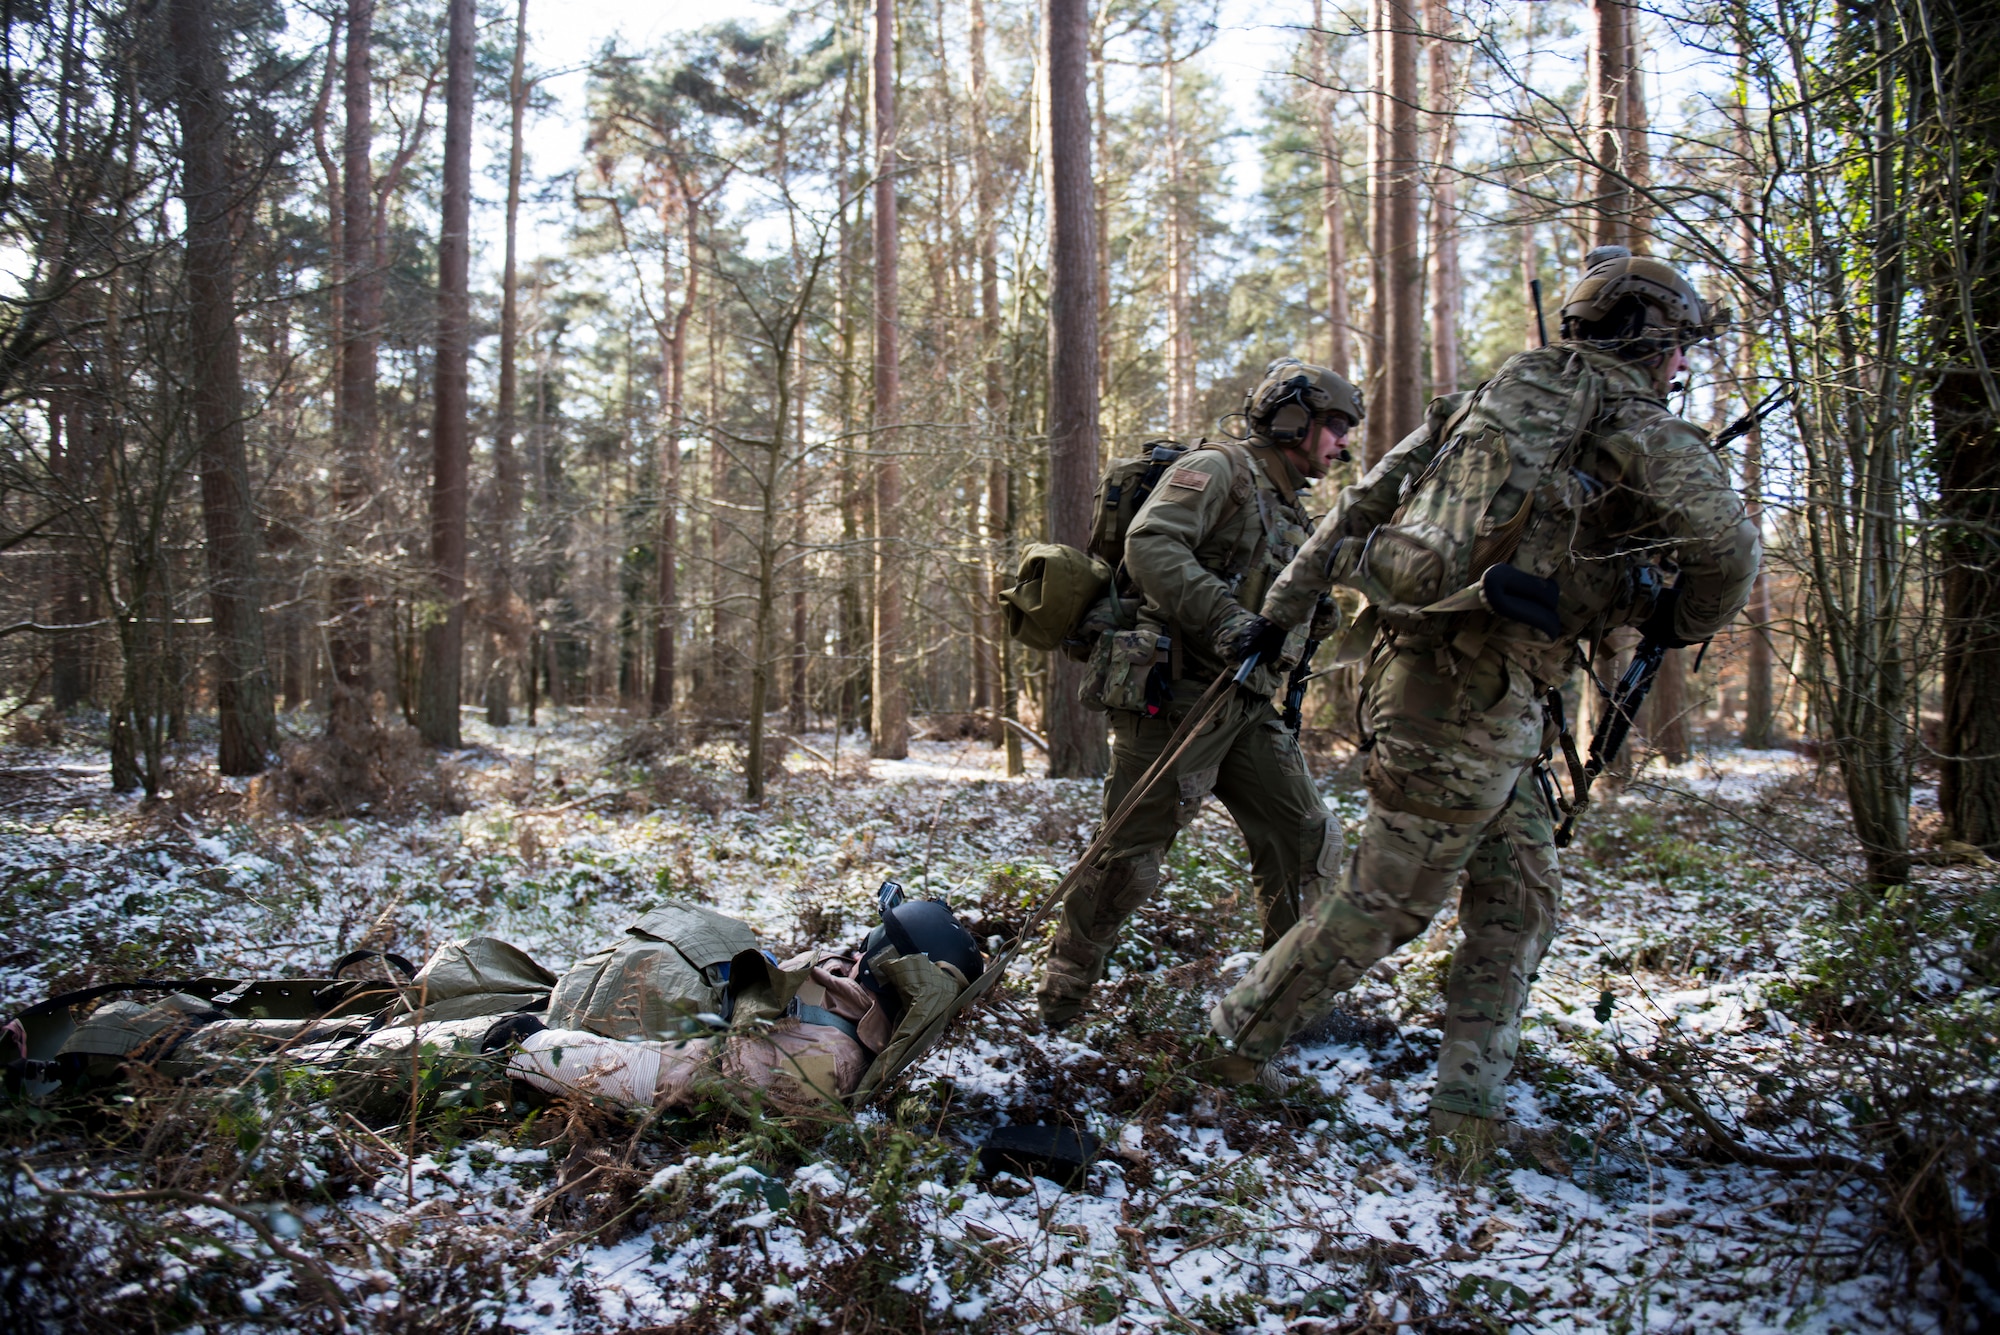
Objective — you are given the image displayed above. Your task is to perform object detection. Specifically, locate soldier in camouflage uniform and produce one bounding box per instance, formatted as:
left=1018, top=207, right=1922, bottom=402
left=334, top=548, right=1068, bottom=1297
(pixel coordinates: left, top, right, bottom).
left=1037, top=361, right=1365, bottom=1030
left=1206, top=250, right=1761, bottom=1138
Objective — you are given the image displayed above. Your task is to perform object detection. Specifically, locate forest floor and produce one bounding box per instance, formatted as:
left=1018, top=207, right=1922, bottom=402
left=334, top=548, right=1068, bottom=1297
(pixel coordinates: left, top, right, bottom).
left=2, top=705, right=1995, bottom=1333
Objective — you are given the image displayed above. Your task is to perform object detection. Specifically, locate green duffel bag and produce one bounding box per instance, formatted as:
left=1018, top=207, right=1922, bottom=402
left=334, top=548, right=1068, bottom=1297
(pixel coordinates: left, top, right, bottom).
left=998, top=543, right=1110, bottom=653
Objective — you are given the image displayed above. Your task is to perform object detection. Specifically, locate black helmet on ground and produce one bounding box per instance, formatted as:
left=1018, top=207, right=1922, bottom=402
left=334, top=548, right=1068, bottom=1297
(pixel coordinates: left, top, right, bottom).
left=861, top=893, right=985, bottom=991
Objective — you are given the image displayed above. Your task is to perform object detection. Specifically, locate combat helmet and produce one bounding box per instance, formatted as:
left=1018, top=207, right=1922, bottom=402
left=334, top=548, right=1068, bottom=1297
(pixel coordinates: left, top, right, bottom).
left=1243, top=359, right=1365, bottom=448
left=1558, top=246, right=1728, bottom=354
left=862, top=882, right=985, bottom=991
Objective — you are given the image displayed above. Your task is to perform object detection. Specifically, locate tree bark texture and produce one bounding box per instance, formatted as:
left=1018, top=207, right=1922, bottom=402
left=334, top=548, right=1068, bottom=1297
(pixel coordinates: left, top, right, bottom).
left=1378, top=0, right=1422, bottom=455
left=1927, top=7, right=2000, bottom=851
left=653, top=211, right=697, bottom=718
left=1312, top=0, right=1350, bottom=380
left=1364, top=0, right=1387, bottom=462
left=1588, top=0, right=1635, bottom=250
left=1731, top=92, right=1774, bottom=748
left=330, top=0, right=376, bottom=737
left=1936, top=367, right=2000, bottom=850
left=488, top=0, right=528, bottom=727
left=1161, top=22, right=1193, bottom=438
left=418, top=0, right=474, bottom=748
left=1043, top=0, right=1107, bottom=777
left=1424, top=0, right=1458, bottom=396
left=170, top=0, right=278, bottom=775
left=870, top=0, right=909, bottom=758
left=971, top=0, right=1022, bottom=775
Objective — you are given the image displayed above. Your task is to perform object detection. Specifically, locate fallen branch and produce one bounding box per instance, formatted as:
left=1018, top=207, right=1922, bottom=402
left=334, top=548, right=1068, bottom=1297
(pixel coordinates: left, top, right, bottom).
left=1001, top=717, right=1049, bottom=754
left=1618, top=1049, right=1879, bottom=1179
left=778, top=733, right=834, bottom=766
left=514, top=790, right=620, bottom=818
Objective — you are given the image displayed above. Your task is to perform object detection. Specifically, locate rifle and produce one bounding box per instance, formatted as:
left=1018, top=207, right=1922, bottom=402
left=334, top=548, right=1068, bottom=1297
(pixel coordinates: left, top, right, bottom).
left=1552, top=638, right=1669, bottom=848
left=1281, top=638, right=1322, bottom=736
left=1530, top=279, right=1549, bottom=348
left=1711, top=386, right=1790, bottom=452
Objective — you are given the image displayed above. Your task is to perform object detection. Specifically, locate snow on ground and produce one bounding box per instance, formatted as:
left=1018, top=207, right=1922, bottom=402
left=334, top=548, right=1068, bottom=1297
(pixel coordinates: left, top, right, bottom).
left=1, top=710, right=1986, bottom=1331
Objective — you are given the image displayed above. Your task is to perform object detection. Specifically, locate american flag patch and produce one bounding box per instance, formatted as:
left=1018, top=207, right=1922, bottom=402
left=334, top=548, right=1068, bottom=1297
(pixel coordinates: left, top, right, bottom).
left=1166, top=468, right=1211, bottom=492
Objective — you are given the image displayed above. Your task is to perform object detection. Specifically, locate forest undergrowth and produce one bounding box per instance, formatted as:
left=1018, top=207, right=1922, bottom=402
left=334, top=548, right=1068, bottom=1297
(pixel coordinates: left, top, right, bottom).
left=1, top=709, right=1995, bottom=1333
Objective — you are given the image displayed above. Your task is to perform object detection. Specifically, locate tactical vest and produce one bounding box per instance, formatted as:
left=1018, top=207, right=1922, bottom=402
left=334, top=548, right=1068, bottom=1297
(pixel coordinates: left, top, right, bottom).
left=1083, top=440, right=1312, bottom=709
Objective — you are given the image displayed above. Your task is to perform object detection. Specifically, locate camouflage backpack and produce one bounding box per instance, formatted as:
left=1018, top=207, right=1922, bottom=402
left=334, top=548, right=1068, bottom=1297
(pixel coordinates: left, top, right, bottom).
left=1345, top=347, right=1605, bottom=635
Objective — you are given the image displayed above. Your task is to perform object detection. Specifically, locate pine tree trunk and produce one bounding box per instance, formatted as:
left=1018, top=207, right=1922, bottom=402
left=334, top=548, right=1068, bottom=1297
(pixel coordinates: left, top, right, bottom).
left=1937, top=370, right=2000, bottom=850
left=1043, top=0, right=1107, bottom=778
left=1364, top=0, right=1388, bottom=463
left=1424, top=0, right=1458, bottom=396
left=1380, top=0, right=1422, bottom=450
left=1161, top=24, right=1193, bottom=438
left=1312, top=0, right=1350, bottom=379
left=330, top=0, right=376, bottom=740
left=171, top=0, right=278, bottom=775
left=1648, top=651, right=1688, bottom=764
left=418, top=0, right=474, bottom=748
left=1588, top=0, right=1634, bottom=249
left=653, top=213, right=696, bottom=719
left=870, top=0, right=909, bottom=759
left=488, top=0, right=528, bottom=728
left=1734, top=96, right=1775, bottom=748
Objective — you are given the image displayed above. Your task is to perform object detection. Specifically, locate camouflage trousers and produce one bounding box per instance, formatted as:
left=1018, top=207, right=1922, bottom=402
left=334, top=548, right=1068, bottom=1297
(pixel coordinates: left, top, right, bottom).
left=1037, top=684, right=1342, bottom=1025
left=1209, top=641, right=1560, bottom=1120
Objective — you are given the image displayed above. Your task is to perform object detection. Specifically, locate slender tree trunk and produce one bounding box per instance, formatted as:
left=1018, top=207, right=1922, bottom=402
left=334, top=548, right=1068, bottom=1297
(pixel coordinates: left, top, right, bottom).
left=1837, top=9, right=1911, bottom=885
left=1380, top=0, right=1422, bottom=451
left=1519, top=215, right=1538, bottom=351
left=1423, top=0, right=1458, bottom=396
left=708, top=274, right=729, bottom=706
left=653, top=210, right=697, bottom=718
left=330, top=0, right=376, bottom=738
left=1091, top=28, right=1111, bottom=417
left=1043, top=0, right=1106, bottom=777
left=972, top=0, right=1021, bottom=772
left=488, top=0, right=528, bottom=727
left=1364, top=0, right=1388, bottom=462
left=871, top=0, right=909, bottom=758
left=1161, top=20, right=1193, bottom=437
left=1623, top=13, right=1649, bottom=253
left=1588, top=0, right=1634, bottom=249
left=1937, top=368, right=2000, bottom=850
left=1313, top=0, right=1350, bottom=379
left=170, top=0, right=278, bottom=774
left=417, top=0, right=474, bottom=748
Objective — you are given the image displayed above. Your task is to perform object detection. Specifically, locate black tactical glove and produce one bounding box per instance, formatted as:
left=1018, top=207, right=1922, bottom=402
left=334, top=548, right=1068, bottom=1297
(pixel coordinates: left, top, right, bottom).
left=1220, top=614, right=1287, bottom=665
left=1636, top=586, right=1696, bottom=649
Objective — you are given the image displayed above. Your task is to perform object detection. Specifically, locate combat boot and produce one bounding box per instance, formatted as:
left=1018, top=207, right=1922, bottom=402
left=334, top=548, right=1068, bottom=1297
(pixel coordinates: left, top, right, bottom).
left=1035, top=953, right=1094, bottom=1032
left=1185, top=1033, right=1297, bottom=1096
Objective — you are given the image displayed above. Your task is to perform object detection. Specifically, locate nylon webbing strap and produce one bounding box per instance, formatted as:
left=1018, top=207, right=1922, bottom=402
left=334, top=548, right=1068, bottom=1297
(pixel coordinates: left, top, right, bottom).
left=788, top=1000, right=861, bottom=1043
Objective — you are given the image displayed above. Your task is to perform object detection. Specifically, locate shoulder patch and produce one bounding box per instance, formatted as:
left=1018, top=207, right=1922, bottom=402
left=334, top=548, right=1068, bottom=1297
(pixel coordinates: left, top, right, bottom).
left=1165, top=467, right=1211, bottom=493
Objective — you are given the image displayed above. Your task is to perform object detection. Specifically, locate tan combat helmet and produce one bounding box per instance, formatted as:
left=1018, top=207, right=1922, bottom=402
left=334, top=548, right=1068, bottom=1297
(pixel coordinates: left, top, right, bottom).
left=1558, top=245, right=1729, bottom=352
left=1243, top=359, right=1366, bottom=447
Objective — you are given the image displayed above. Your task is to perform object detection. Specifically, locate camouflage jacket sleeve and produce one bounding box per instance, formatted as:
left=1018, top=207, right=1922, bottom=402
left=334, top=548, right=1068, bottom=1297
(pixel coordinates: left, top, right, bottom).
left=1124, top=449, right=1256, bottom=653
left=1608, top=414, right=1762, bottom=641
left=1260, top=418, right=1444, bottom=627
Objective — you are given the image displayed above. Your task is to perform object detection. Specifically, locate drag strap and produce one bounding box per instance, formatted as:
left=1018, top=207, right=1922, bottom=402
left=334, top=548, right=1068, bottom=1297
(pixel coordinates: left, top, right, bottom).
left=1015, top=658, right=1251, bottom=946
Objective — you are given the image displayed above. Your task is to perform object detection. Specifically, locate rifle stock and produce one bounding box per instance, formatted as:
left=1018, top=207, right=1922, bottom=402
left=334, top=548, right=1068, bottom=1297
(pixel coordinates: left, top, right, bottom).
left=1553, top=639, right=1669, bottom=847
